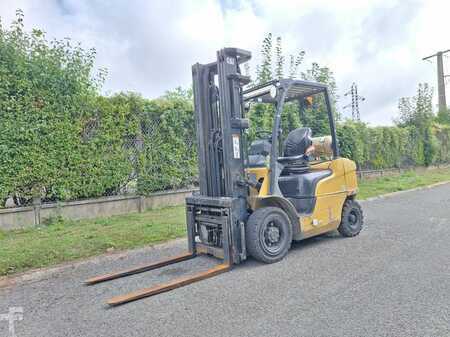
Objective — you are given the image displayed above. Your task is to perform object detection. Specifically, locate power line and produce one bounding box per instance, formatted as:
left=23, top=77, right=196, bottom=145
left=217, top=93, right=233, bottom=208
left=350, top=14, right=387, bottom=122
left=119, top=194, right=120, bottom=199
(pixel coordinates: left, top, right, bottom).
left=422, top=49, right=450, bottom=112
left=343, top=82, right=365, bottom=121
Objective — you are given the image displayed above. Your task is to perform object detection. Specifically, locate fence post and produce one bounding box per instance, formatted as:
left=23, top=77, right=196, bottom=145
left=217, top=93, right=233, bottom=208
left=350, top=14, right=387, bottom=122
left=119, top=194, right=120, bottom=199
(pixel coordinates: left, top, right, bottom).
left=138, top=196, right=144, bottom=213
left=32, top=196, right=41, bottom=226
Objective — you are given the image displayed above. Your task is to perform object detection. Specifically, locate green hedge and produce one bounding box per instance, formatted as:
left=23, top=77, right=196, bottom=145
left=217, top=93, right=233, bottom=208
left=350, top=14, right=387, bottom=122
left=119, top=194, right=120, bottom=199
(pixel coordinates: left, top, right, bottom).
left=0, top=16, right=140, bottom=203
left=433, top=123, right=450, bottom=163
left=1, top=13, right=450, bottom=206
left=336, top=121, right=450, bottom=169
left=136, top=90, right=197, bottom=194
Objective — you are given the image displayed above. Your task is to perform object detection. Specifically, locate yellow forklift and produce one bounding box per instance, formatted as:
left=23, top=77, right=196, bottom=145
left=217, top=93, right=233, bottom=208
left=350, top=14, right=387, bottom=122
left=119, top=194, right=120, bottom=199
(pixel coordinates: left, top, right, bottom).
left=86, top=48, right=363, bottom=305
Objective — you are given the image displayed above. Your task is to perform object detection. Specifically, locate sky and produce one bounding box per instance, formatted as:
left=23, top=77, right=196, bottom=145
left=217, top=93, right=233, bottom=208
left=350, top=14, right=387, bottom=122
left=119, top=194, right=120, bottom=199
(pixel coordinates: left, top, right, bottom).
left=0, top=0, right=449, bottom=125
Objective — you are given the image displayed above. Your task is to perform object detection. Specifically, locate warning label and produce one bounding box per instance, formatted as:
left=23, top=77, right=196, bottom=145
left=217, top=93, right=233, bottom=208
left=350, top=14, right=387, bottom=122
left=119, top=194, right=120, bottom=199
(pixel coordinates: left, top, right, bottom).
left=232, top=134, right=240, bottom=159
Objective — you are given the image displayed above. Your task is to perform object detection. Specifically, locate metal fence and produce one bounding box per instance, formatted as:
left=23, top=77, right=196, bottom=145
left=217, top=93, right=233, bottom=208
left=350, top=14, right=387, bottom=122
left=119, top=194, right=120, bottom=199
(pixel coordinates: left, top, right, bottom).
left=110, top=118, right=198, bottom=195
left=3, top=115, right=449, bottom=210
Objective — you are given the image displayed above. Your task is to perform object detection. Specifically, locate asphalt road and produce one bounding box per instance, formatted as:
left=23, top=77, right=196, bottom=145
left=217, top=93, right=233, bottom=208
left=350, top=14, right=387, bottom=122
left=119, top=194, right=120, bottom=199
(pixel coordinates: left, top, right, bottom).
left=1, top=184, right=449, bottom=337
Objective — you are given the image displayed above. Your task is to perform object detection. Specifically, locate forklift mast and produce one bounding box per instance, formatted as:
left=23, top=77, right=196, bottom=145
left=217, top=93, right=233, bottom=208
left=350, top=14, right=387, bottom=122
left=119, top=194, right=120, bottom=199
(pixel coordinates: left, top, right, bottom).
left=187, top=48, right=252, bottom=265
left=192, top=48, right=251, bottom=200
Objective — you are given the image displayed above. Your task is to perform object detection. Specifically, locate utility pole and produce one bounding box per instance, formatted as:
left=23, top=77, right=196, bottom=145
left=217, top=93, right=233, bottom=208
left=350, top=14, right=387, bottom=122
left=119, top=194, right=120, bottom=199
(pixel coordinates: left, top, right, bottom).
left=343, top=82, right=365, bottom=121
left=423, top=49, right=450, bottom=112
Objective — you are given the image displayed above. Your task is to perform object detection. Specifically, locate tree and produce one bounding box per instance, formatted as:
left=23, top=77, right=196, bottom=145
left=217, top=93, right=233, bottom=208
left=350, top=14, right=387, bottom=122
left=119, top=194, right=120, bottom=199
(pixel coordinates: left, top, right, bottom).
left=396, top=83, right=436, bottom=166
left=396, top=83, right=433, bottom=128
left=249, top=34, right=341, bottom=139
left=256, top=33, right=273, bottom=84
left=248, top=34, right=306, bottom=141
left=436, top=108, right=450, bottom=125
left=300, top=62, right=339, bottom=135
left=255, top=33, right=305, bottom=84
left=0, top=11, right=137, bottom=203
left=274, top=36, right=284, bottom=79
left=289, top=52, right=305, bottom=79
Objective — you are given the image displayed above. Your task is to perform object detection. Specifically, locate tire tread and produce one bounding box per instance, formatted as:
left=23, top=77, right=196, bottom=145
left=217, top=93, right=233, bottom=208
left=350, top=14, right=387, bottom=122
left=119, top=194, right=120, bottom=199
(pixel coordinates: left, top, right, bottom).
left=245, top=207, right=292, bottom=263
left=338, top=199, right=364, bottom=237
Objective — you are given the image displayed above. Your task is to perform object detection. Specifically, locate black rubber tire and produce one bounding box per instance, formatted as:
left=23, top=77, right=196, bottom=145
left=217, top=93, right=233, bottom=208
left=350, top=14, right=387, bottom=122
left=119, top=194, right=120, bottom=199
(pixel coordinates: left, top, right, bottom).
left=245, top=207, right=293, bottom=263
left=338, top=199, right=364, bottom=237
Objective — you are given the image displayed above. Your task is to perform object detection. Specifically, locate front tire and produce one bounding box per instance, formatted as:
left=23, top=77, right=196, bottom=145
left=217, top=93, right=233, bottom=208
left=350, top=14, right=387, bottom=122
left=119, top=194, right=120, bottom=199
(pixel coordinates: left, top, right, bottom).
left=245, top=207, right=293, bottom=263
left=338, top=199, right=363, bottom=237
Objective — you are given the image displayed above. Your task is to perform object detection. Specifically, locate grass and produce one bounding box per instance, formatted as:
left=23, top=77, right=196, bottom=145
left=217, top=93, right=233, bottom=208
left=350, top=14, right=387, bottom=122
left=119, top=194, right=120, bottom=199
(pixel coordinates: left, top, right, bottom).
left=1, top=167, right=449, bottom=277
left=357, top=167, right=450, bottom=199
left=0, top=207, right=186, bottom=276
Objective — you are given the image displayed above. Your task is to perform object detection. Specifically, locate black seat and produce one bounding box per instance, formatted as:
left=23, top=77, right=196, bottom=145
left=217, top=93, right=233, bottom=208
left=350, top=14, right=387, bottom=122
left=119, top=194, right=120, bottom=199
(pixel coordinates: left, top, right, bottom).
left=248, top=139, right=271, bottom=167
left=283, top=127, right=312, bottom=157
left=277, top=127, right=330, bottom=214
left=278, top=127, right=312, bottom=174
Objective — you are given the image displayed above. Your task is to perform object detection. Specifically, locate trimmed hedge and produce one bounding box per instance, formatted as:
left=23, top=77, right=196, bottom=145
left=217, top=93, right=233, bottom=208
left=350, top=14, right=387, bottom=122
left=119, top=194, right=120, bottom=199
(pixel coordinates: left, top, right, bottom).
left=337, top=121, right=449, bottom=169
left=1, top=13, right=450, bottom=205
left=0, top=15, right=138, bottom=203
left=136, top=90, right=197, bottom=194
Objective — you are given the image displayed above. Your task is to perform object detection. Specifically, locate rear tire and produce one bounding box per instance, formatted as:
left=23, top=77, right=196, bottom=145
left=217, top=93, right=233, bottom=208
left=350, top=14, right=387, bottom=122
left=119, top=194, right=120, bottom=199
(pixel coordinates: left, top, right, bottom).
left=245, top=207, right=293, bottom=263
left=338, top=199, right=363, bottom=237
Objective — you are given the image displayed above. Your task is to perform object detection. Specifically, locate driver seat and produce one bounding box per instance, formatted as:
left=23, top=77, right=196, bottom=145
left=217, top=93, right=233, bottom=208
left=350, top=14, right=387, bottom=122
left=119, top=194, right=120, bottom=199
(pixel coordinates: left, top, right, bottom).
left=278, top=127, right=331, bottom=214
left=281, top=127, right=312, bottom=174
left=283, top=127, right=313, bottom=157
left=248, top=138, right=271, bottom=167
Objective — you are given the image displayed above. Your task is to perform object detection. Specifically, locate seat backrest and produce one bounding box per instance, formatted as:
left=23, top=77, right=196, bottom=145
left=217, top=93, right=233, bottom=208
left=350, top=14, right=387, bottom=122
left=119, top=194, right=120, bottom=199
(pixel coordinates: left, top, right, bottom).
left=248, top=139, right=271, bottom=167
left=283, top=127, right=313, bottom=157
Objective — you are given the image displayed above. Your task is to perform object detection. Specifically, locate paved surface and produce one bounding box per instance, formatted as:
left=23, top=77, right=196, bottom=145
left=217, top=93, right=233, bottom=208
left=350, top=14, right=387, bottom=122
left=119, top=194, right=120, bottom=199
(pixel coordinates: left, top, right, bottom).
left=1, top=184, right=449, bottom=337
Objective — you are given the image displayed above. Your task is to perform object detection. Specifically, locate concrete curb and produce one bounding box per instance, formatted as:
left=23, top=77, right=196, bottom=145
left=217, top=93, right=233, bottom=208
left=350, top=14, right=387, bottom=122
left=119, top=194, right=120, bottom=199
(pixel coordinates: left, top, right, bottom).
left=359, top=180, right=450, bottom=204
left=2, top=180, right=450, bottom=289
left=0, top=237, right=187, bottom=290
left=0, top=188, right=197, bottom=230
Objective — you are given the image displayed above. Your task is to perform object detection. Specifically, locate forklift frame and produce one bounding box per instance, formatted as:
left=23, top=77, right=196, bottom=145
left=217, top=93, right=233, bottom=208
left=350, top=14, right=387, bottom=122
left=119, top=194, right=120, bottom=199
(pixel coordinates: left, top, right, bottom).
left=86, top=48, right=253, bottom=305
left=85, top=49, right=343, bottom=306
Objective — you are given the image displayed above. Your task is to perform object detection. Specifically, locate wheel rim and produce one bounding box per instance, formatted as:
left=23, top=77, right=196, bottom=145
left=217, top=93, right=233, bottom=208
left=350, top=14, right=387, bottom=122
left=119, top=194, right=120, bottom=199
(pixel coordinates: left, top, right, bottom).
left=348, top=209, right=360, bottom=230
left=260, top=219, right=284, bottom=256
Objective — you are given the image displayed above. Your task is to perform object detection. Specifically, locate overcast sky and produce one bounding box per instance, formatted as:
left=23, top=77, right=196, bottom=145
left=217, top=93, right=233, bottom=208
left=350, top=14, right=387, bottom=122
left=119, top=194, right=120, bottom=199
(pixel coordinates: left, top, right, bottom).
left=1, top=0, right=448, bottom=125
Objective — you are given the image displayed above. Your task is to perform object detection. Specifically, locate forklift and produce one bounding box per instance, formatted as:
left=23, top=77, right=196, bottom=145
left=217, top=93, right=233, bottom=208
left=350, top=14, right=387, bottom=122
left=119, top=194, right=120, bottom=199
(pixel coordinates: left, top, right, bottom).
left=85, top=48, right=363, bottom=305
